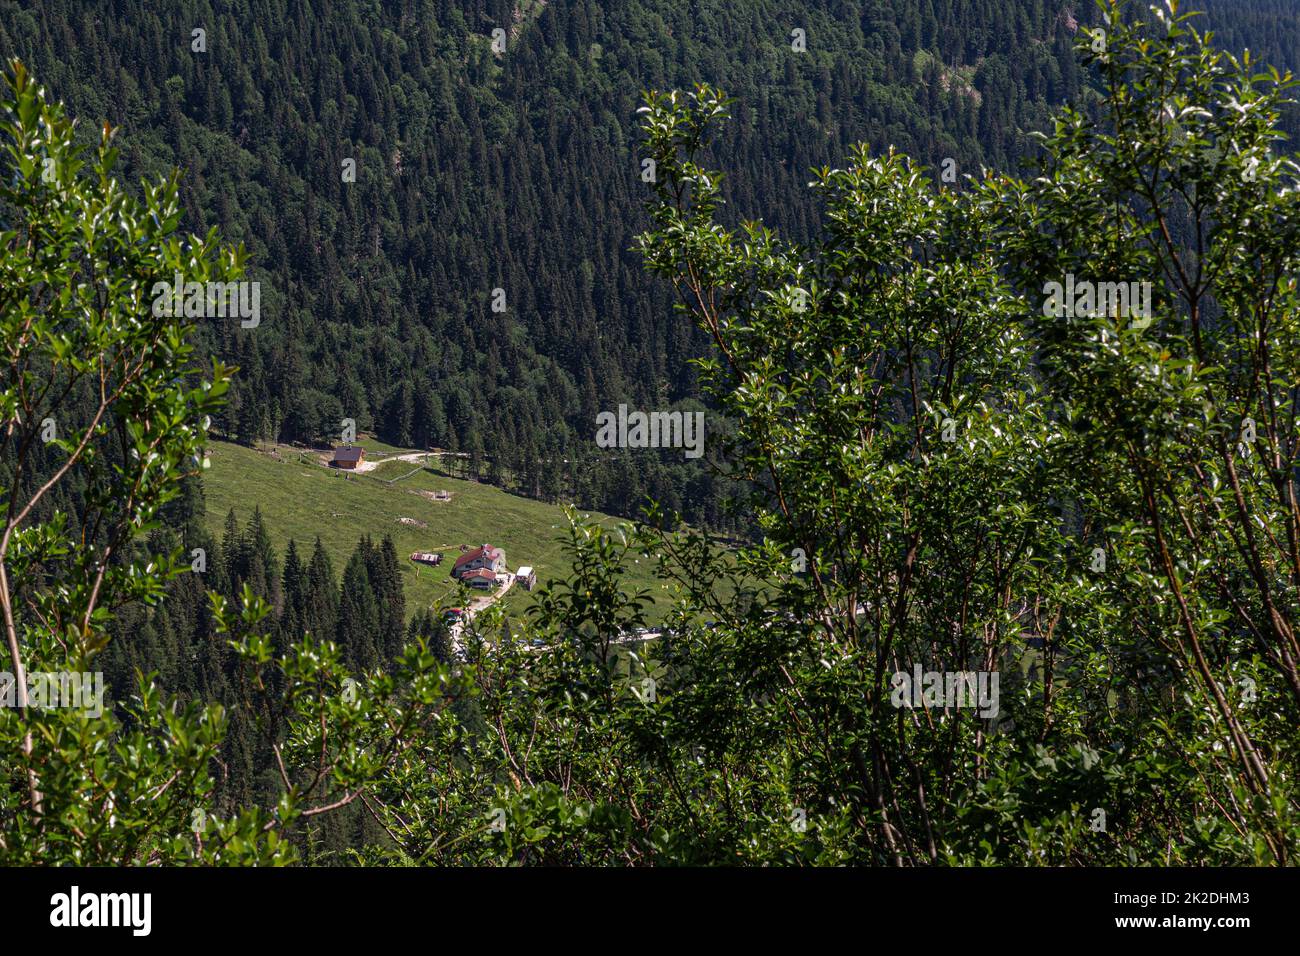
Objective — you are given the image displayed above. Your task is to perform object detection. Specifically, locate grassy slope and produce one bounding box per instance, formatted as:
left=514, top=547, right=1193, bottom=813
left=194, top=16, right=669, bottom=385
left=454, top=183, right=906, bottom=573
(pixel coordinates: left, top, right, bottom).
left=201, top=439, right=667, bottom=622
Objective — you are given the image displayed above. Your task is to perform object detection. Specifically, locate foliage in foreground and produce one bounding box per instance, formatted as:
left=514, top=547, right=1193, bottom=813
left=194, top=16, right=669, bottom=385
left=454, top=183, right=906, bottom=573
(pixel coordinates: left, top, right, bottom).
left=443, top=0, right=1300, bottom=864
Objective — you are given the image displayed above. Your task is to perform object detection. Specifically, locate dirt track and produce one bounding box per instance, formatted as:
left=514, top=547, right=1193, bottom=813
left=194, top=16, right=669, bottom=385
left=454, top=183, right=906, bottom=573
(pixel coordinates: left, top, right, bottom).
left=448, top=574, right=516, bottom=657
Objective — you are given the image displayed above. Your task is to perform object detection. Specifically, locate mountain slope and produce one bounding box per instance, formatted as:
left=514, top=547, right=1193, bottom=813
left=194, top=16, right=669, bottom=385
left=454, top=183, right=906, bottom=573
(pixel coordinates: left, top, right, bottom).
left=3, top=1, right=1291, bottom=529
left=0, top=0, right=1101, bottom=528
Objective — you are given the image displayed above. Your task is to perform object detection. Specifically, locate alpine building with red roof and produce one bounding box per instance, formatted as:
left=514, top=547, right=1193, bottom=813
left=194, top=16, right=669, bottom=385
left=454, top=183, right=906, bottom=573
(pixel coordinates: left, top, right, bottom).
left=451, top=543, right=506, bottom=580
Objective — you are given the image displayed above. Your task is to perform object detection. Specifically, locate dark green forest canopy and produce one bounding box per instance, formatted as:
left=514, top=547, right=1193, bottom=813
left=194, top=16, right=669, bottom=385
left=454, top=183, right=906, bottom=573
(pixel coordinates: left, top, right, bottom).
left=0, top=0, right=1111, bottom=528
left=6, top=0, right=1295, bottom=527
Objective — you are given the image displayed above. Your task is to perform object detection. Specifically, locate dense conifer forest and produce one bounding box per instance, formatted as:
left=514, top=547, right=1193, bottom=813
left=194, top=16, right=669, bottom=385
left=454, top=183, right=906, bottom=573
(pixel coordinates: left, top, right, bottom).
left=7, top=1, right=1297, bottom=528
left=0, top=0, right=1136, bottom=528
